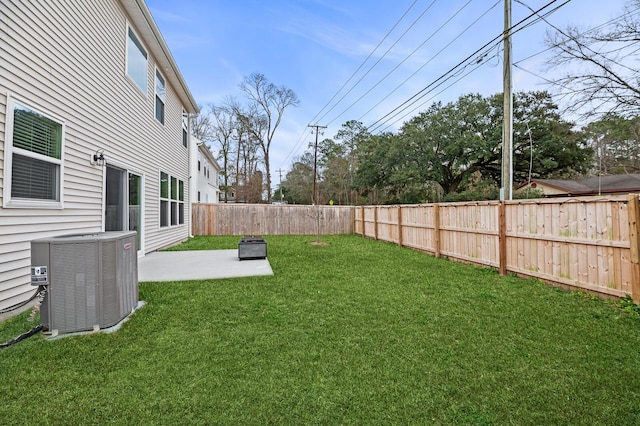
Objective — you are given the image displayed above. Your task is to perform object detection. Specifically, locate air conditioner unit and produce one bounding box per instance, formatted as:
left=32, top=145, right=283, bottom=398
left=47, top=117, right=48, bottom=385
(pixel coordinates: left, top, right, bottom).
left=31, top=231, right=138, bottom=335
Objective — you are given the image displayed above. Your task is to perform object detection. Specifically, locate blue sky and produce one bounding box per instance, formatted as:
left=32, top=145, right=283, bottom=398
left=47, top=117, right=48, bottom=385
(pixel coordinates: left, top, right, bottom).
left=145, top=0, right=629, bottom=174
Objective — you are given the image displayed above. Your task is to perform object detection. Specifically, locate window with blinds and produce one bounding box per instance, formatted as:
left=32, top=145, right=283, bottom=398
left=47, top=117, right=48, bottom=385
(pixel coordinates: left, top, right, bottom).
left=6, top=101, right=63, bottom=205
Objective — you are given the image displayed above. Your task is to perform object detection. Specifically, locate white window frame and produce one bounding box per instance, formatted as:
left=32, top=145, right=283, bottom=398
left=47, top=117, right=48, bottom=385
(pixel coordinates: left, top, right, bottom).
left=155, top=68, right=166, bottom=124
left=182, top=110, right=188, bottom=147
left=3, top=96, right=65, bottom=209
left=159, top=171, right=185, bottom=228
left=126, top=25, right=148, bottom=94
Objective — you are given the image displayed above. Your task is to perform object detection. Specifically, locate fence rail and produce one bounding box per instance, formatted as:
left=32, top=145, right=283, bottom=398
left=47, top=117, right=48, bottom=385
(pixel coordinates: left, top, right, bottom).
left=192, top=203, right=354, bottom=236
left=355, top=195, right=640, bottom=302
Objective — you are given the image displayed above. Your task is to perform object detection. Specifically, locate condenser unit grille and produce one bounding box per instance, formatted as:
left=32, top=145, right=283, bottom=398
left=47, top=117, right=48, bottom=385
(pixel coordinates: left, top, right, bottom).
left=31, top=231, right=138, bottom=334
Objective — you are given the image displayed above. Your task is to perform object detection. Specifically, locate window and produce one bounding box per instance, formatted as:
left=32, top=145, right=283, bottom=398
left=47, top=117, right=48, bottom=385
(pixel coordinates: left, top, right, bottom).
left=159, top=171, right=184, bottom=227
left=160, top=172, right=169, bottom=227
left=182, top=110, right=188, bottom=147
left=170, top=176, right=177, bottom=225
left=4, top=99, right=64, bottom=208
left=178, top=180, right=185, bottom=225
left=198, top=160, right=201, bottom=171
left=155, top=69, right=165, bottom=124
left=127, top=27, right=147, bottom=93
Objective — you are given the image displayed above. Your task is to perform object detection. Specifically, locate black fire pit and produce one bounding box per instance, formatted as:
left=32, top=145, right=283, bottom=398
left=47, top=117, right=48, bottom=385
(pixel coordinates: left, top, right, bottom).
left=238, top=236, right=267, bottom=260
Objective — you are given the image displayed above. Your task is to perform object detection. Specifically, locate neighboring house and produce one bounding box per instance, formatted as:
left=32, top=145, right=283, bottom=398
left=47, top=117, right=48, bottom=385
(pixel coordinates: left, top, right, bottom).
left=517, top=174, right=640, bottom=197
left=192, top=138, right=221, bottom=203
left=0, top=1, right=198, bottom=313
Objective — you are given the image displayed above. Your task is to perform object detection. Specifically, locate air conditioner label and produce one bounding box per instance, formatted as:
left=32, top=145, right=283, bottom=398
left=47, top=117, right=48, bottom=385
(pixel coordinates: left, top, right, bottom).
left=31, top=266, right=48, bottom=284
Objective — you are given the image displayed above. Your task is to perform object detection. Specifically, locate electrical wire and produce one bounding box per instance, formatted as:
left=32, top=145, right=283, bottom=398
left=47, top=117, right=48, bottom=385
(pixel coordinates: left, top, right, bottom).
left=515, top=0, right=638, bottom=74
left=310, top=0, right=422, bottom=125
left=510, top=8, right=640, bottom=68
left=0, top=286, right=47, bottom=349
left=322, top=0, right=471, bottom=126
left=366, top=0, right=569, bottom=133
left=279, top=0, right=425, bottom=170
left=315, top=0, right=440, bottom=124
left=0, top=325, right=44, bottom=350
left=0, top=286, right=45, bottom=314
left=356, top=0, right=501, bottom=125
left=375, top=54, right=491, bottom=133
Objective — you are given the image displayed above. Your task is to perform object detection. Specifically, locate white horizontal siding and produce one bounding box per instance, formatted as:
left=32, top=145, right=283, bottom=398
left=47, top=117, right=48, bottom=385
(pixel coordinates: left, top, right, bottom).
left=0, top=0, right=193, bottom=311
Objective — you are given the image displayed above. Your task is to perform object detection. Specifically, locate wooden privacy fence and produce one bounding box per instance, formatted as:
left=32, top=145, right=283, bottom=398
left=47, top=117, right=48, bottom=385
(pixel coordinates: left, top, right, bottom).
left=192, top=203, right=354, bottom=236
left=355, top=195, right=640, bottom=302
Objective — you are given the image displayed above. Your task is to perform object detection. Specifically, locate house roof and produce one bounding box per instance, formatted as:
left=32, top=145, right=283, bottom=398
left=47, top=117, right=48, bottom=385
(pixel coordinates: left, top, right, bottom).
left=120, top=0, right=199, bottom=114
left=521, top=174, right=640, bottom=195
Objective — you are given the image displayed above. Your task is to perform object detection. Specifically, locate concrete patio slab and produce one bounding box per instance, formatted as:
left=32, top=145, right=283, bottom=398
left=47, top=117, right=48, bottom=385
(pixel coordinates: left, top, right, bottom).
left=138, top=250, right=273, bottom=282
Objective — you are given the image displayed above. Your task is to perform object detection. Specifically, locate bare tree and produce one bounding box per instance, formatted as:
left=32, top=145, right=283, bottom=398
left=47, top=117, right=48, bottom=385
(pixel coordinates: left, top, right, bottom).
left=209, top=101, right=237, bottom=203
left=234, top=73, right=299, bottom=203
left=545, top=1, right=640, bottom=118
left=190, top=104, right=214, bottom=142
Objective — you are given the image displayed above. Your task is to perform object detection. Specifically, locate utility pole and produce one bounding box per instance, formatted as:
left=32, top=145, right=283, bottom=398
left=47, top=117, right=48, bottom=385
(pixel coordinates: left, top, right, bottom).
left=308, top=124, right=327, bottom=205
left=276, top=168, right=285, bottom=201
left=308, top=123, right=327, bottom=245
left=501, top=0, right=513, bottom=201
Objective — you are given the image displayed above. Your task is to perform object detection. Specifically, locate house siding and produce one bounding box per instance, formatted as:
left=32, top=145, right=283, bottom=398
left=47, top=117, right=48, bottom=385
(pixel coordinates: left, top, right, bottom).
left=0, top=0, right=194, bottom=311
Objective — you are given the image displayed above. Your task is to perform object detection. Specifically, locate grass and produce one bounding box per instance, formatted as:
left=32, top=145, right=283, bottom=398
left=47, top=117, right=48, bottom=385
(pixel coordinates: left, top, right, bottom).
left=1, top=234, right=640, bottom=425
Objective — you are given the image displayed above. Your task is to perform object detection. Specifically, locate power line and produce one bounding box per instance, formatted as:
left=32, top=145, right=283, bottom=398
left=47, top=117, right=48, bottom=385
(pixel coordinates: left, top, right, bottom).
left=279, top=0, right=423, bottom=170
left=375, top=54, right=493, bottom=133
left=325, top=0, right=482, bottom=126
left=515, top=0, right=638, bottom=74
left=316, top=0, right=440, bottom=124
left=366, top=0, right=568, bottom=133
left=356, top=0, right=501, bottom=124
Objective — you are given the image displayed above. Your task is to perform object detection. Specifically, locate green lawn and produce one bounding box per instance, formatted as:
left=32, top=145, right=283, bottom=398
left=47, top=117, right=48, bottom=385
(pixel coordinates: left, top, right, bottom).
left=2, top=235, right=640, bottom=425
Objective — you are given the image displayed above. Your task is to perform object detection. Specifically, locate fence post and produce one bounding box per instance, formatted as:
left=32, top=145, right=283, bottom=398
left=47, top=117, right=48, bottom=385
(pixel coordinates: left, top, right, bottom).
left=351, top=206, right=356, bottom=235
left=499, top=202, right=507, bottom=276
left=397, top=206, right=403, bottom=247
left=374, top=206, right=378, bottom=240
left=433, top=203, right=441, bottom=258
left=627, top=194, right=640, bottom=303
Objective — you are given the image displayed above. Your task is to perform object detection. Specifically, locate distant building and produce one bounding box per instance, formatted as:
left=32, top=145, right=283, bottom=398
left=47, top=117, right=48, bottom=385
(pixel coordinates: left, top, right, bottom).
left=517, top=174, right=640, bottom=197
left=192, top=138, right=221, bottom=204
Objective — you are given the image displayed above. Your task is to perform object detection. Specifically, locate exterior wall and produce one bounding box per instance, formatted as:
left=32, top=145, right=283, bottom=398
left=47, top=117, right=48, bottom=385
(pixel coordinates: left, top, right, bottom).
left=0, top=0, right=195, bottom=311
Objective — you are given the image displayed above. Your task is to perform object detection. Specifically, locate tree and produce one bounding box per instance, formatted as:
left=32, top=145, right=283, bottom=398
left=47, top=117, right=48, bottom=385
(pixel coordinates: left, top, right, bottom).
left=545, top=0, right=640, bottom=117
left=190, top=105, right=213, bottom=141
left=234, top=73, right=299, bottom=203
left=582, top=114, right=640, bottom=174
left=333, top=120, right=371, bottom=204
left=396, top=93, right=500, bottom=196
left=354, top=92, right=592, bottom=203
left=209, top=102, right=236, bottom=202
left=282, top=153, right=314, bottom=204
left=354, top=132, right=407, bottom=204
left=496, top=91, right=592, bottom=184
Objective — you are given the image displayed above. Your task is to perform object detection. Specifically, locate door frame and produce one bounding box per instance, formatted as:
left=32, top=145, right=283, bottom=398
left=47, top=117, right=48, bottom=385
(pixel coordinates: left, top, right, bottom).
left=102, top=162, right=145, bottom=255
